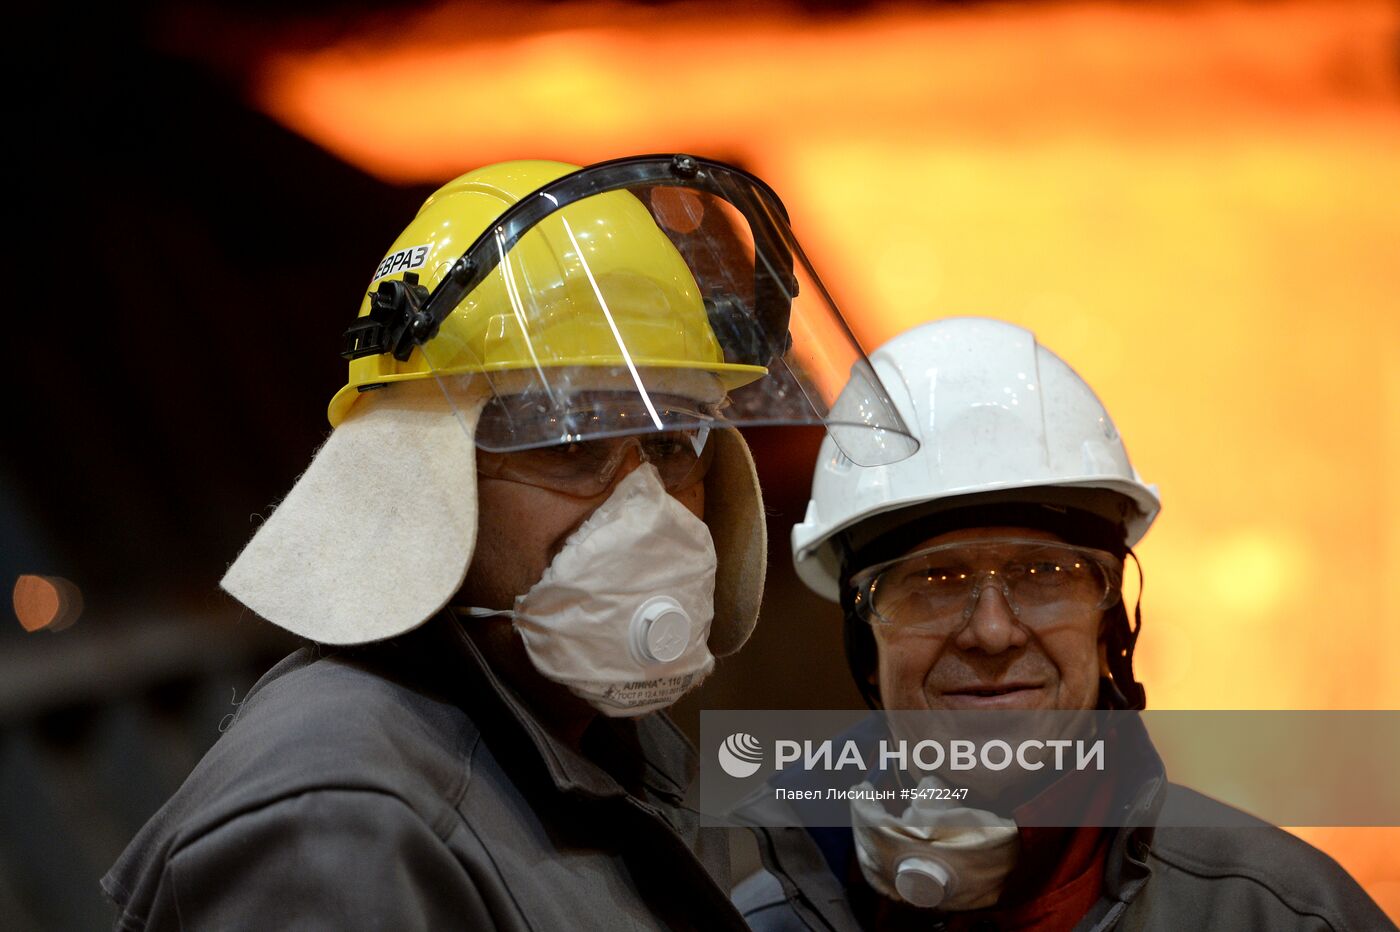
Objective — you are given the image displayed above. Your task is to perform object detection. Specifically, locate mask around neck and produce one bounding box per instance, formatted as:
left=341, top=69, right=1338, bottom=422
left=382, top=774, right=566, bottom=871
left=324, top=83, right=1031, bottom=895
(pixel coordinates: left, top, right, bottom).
left=850, top=774, right=1020, bottom=911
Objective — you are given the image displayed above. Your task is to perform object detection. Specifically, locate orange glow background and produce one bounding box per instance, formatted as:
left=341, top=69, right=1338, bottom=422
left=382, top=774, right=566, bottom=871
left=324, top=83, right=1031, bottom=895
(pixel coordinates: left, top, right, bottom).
left=252, top=0, right=1399, bottom=914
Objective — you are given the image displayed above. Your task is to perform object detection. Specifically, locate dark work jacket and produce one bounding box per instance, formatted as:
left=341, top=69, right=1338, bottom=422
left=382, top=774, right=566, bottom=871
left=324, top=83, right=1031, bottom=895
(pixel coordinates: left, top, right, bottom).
left=736, top=766, right=1394, bottom=932
left=101, top=614, right=751, bottom=931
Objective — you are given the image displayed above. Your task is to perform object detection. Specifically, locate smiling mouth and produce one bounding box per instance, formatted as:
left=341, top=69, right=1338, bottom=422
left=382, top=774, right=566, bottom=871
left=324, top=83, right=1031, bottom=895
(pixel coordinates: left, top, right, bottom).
left=947, top=683, right=1039, bottom=695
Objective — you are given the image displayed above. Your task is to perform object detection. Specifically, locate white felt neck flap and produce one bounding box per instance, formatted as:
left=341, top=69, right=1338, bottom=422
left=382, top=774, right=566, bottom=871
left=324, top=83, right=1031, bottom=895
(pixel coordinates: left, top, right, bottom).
left=221, top=379, right=488, bottom=645
left=705, top=427, right=766, bottom=657
left=222, top=378, right=766, bottom=654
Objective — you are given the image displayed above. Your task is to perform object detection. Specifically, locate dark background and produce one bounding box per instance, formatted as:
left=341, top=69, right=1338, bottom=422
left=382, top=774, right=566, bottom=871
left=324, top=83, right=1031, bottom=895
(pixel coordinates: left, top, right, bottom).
left=4, top=3, right=862, bottom=927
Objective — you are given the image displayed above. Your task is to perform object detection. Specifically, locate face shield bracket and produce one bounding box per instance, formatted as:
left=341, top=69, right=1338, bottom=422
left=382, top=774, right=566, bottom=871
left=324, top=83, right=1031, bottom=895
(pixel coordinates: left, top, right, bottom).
left=703, top=293, right=791, bottom=367
left=341, top=272, right=438, bottom=362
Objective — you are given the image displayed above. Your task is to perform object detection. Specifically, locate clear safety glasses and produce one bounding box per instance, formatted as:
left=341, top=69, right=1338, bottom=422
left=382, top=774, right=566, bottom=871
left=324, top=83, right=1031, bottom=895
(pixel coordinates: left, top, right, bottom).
left=850, top=538, right=1122, bottom=632
left=475, top=395, right=715, bottom=497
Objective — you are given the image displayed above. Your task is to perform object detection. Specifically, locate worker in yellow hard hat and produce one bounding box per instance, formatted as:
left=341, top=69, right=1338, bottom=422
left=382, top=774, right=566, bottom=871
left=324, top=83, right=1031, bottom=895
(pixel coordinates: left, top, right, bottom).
left=101, top=154, right=916, bottom=929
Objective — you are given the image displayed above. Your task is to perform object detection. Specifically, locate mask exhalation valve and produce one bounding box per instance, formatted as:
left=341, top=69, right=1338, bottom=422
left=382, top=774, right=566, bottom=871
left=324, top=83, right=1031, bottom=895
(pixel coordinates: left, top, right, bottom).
left=630, top=596, right=692, bottom=663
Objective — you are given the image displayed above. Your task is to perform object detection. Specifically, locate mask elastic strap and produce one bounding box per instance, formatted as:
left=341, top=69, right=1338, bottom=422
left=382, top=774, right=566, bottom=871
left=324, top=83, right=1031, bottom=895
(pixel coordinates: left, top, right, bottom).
left=453, top=605, right=516, bottom=620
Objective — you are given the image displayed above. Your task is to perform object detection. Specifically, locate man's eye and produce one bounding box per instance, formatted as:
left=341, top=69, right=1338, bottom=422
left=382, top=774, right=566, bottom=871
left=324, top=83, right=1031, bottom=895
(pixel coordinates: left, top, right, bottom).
left=644, top=439, right=687, bottom=458
left=1022, top=562, right=1072, bottom=583
left=897, top=566, right=962, bottom=587
left=546, top=442, right=589, bottom=459
left=539, top=442, right=605, bottom=465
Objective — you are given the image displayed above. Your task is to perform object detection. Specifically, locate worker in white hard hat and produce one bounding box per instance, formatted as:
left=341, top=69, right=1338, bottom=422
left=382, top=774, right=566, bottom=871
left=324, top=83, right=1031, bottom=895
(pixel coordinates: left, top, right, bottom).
left=101, top=155, right=917, bottom=931
left=735, top=317, right=1388, bottom=931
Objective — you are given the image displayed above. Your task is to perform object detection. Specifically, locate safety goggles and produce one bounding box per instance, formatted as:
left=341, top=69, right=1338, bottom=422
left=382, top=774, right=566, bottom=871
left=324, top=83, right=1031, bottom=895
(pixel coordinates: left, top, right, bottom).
left=850, top=538, right=1122, bottom=632
left=475, top=396, right=715, bottom=497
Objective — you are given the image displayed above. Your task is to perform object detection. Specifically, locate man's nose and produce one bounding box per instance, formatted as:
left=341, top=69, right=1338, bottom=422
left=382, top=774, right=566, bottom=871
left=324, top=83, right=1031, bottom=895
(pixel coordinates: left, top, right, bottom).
left=953, top=581, right=1028, bottom=654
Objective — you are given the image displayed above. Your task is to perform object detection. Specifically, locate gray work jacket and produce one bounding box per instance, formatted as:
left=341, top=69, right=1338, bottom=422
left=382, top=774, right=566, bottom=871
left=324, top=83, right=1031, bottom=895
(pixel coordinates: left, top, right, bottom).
left=101, top=615, right=751, bottom=931
left=737, top=773, right=1394, bottom=932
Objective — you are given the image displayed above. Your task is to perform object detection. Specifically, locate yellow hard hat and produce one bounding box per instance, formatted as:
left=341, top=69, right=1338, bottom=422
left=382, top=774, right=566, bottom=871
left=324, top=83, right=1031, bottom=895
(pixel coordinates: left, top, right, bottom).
left=330, top=154, right=916, bottom=466
left=328, top=159, right=766, bottom=428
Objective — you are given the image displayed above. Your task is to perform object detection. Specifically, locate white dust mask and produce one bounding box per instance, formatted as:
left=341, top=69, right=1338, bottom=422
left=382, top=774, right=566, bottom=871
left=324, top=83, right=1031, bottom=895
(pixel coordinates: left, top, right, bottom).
left=464, top=463, right=717, bottom=717
left=850, top=775, right=1020, bottom=911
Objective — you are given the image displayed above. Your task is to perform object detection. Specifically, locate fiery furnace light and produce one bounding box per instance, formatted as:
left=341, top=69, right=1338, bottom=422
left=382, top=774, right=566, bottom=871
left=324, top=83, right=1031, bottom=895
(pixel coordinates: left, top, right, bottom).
left=248, top=0, right=1399, bottom=915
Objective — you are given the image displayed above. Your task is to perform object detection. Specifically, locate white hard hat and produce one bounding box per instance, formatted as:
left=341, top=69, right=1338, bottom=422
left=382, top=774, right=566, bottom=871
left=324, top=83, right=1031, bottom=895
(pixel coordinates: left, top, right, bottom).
left=792, top=317, right=1161, bottom=601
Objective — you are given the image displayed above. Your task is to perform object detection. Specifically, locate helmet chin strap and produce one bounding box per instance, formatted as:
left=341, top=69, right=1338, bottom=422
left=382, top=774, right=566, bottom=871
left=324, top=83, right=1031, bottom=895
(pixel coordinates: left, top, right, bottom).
left=1102, top=548, right=1147, bottom=711
left=1098, top=675, right=1135, bottom=711
left=838, top=540, right=884, bottom=711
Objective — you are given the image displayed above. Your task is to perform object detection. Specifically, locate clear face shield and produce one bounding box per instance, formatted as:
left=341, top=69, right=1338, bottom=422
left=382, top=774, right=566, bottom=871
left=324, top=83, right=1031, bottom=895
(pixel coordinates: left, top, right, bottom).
left=342, top=155, right=917, bottom=469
